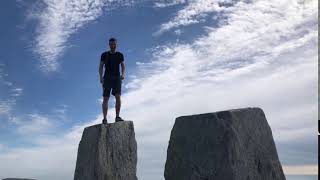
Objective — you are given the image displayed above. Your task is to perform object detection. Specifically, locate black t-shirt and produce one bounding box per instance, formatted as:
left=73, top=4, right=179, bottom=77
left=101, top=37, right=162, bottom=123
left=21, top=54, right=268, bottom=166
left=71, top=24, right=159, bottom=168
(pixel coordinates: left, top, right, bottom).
left=100, top=51, right=124, bottom=78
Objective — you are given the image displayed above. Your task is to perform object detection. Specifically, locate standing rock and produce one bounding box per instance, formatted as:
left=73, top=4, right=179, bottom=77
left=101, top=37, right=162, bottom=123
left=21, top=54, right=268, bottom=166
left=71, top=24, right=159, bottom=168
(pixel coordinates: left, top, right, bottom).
left=164, top=107, right=286, bottom=180
left=74, top=121, right=138, bottom=180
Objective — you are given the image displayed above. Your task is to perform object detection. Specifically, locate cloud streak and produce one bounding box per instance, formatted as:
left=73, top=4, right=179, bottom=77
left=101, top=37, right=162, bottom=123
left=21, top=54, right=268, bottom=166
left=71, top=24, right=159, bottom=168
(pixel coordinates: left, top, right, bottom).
left=153, top=0, right=186, bottom=8
left=153, top=0, right=235, bottom=35
left=26, top=0, right=134, bottom=73
left=15, top=113, right=53, bottom=135
left=0, top=63, right=23, bottom=120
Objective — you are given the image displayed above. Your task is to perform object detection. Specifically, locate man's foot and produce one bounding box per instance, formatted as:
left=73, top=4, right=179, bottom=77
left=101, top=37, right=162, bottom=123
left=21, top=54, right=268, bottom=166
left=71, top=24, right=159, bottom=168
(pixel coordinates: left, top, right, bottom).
left=102, top=118, right=108, bottom=125
left=115, top=116, right=124, bottom=122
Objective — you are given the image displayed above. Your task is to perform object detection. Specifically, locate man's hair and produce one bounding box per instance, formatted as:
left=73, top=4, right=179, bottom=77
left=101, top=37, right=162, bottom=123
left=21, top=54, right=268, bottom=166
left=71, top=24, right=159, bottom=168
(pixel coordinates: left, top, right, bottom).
left=109, top=37, right=117, bottom=43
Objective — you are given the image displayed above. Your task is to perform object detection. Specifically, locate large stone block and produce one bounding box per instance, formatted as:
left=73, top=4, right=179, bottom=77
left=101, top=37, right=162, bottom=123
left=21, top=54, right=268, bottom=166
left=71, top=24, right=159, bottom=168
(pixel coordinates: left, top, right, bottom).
left=164, top=107, right=285, bottom=180
left=74, top=121, right=137, bottom=180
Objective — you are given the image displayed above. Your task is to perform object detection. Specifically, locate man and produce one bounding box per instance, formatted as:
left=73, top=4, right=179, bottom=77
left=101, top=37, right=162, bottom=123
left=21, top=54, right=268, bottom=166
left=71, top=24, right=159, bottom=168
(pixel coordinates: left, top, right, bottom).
left=99, top=37, right=126, bottom=124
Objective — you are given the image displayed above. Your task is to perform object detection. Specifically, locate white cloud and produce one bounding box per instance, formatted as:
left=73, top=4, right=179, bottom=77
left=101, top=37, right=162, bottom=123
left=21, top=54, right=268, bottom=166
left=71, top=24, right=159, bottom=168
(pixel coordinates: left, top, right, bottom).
left=153, top=0, right=186, bottom=8
left=154, top=0, right=232, bottom=35
left=0, top=0, right=317, bottom=179
left=10, top=87, right=23, bottom=97
left=15, top=113, right=53, bottom=135
left=6, top=104, right=73, bottom=137
left=26, top=0, right=135, bottom=73
left=0, top=115, right=99, bottom=180
left=0, top=63, right=5, bottom=80
left=0, top=64, right=23, bottom=119
left=0, top=100, right=14, bottom=116
left=174, top=29, right=183, bottom=35
left=52, top=104, right=68, bottom=115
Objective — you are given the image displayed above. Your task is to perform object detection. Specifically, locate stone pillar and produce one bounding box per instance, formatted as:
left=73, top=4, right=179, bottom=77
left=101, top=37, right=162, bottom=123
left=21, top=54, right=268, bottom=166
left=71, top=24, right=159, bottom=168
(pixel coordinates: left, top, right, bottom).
left=74, top=121, right=137, bottom=180
left=164, top=107, right=286, bottom=180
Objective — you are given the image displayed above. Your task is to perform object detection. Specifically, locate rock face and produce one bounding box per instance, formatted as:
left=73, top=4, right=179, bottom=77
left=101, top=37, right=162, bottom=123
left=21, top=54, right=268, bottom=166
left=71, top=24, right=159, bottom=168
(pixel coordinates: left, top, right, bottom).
left=164, top=107, right=286, bottom=180
left=74, top=121, right=137, bottom=180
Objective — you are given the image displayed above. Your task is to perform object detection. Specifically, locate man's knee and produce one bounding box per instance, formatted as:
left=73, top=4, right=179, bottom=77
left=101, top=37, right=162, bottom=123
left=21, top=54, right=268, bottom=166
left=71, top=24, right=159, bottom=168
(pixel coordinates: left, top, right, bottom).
left=103, top=96, right=110, bottom=103
left=115, top=94, right=121, bottom=100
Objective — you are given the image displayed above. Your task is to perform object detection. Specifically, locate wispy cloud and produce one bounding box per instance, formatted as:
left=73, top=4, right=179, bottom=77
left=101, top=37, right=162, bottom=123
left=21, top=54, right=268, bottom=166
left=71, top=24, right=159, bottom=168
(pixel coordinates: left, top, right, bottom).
left=0, top=100, right=15, bottom=117
left=51, top=104, right=69, bottom=121
left=15, top=113, right=53, bottom=135
left=25, top=0, right=203, bottom=73
left=0, top=63, right=6, bottom=80
left=153, top=0, right=233, bottom=35
left=26, top=0, right=134, bottom=73
left=6, top=103, right=72, bottom=137
left=10, top=88, right=23, bottom=97
left=153, top=0, right=186, bottom=8
left=0, top=115, right=95, bottom=180
left=0, top=64, right=23, bottom=119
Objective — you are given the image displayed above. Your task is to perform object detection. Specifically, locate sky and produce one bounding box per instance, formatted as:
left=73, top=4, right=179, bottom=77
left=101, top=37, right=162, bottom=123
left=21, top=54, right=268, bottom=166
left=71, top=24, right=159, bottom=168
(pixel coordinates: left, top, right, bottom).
left=0, top=0, right=318, bottom=179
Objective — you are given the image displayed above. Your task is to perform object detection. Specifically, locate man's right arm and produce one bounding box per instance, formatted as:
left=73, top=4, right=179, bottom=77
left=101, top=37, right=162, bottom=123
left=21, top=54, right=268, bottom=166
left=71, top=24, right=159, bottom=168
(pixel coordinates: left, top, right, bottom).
left=99, top=61, right=104, bottom=83
left=99, top=53, right=104, bottom=84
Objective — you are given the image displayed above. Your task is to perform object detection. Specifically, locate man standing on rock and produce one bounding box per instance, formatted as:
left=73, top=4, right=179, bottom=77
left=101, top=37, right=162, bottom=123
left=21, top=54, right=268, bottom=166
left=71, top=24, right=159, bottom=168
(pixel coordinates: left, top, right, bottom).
left=99, top=37, right=125, bottom=124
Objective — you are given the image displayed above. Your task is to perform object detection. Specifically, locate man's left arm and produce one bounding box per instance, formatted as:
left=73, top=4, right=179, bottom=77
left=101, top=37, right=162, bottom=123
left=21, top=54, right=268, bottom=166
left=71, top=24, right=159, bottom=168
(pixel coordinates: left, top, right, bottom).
left=120, top=54, right=125, bottom=80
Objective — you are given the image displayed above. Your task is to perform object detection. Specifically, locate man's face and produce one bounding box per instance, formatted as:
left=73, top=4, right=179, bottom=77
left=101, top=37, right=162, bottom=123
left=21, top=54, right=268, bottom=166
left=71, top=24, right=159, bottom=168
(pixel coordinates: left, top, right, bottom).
left=109, top=41, right=117, bottom=51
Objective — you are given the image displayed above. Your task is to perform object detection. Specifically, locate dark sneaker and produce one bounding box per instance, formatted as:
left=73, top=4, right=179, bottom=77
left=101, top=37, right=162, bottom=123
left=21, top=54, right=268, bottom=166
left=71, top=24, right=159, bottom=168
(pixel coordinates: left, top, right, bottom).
left=102, top=118, right=108, bottom=125
left=115, top=116, right=124, bottom=122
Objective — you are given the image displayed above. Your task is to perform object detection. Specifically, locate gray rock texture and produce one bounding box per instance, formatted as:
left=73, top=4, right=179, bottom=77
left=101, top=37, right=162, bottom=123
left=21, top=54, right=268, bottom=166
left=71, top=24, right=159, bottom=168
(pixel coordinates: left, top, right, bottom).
left=164, top=107, right=286, bottom=180
left=74, top=121, right=137, bottom=180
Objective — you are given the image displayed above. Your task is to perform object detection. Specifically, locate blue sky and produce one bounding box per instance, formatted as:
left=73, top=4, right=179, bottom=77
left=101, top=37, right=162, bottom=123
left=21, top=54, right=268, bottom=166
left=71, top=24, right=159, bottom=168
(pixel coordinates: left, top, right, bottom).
left=0, top=0, right=318, bottom=179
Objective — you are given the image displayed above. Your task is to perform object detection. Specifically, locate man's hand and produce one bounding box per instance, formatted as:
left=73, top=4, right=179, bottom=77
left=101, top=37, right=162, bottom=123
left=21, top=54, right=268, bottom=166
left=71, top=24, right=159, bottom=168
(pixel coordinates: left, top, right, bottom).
left=100, top=77, right=104, bottom=84
left=120, top=74, right=125, bottom=80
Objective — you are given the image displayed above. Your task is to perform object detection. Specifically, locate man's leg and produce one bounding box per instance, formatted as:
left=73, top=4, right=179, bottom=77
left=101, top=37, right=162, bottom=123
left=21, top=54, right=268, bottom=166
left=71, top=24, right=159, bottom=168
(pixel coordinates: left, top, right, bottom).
left=102, top=77, right=112, bottom=122
left=113, top=77, right=124, bottom=122
left=113, top=77, right=122, bottom=118
left=102, top=95, right=109, bottom=119
left=115, top=94, right=121, bottom=117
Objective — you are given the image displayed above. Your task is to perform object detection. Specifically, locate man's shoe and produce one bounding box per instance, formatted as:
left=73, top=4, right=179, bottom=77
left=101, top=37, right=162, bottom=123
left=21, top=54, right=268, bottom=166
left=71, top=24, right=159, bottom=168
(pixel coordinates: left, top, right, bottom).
left=102, top=118, right=108, bottom=124
left=115, top=116, right=124, bottom=122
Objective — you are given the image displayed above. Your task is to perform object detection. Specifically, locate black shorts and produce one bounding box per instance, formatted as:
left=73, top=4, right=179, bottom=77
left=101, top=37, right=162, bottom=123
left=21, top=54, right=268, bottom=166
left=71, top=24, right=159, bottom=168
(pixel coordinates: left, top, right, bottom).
left=103, top=76, right=122, bottom=97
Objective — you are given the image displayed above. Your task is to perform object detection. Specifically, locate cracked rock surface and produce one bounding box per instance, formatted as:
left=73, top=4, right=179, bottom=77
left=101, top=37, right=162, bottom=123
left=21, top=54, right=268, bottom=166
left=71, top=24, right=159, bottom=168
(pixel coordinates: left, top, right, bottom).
left=164, top=107, right=286, bottom=180
left=74, top=121, right=137, bottom=180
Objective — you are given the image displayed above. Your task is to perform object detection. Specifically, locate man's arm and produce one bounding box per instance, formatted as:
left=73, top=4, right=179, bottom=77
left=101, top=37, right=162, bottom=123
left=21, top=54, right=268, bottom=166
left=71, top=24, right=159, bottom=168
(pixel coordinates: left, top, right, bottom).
left=120, top=61, right=125, bottom=78
left=99, top=60, right=104, bottom=84
left=120, top=53, right=125, bottom=79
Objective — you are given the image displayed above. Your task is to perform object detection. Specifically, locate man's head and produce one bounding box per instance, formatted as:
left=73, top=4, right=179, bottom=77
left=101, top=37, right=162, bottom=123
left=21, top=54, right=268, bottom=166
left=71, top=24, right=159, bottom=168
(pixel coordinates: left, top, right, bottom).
left=109, top=37, right=117, bottom=52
